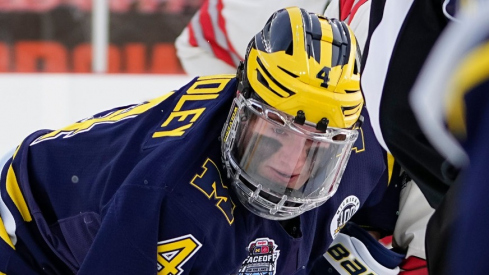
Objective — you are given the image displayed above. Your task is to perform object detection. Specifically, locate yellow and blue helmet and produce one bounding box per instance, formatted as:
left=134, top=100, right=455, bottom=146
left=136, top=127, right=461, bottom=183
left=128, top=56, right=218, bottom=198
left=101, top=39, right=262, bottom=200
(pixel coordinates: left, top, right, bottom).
left=238, top=6, right=363, bottom=129
left=222, top=7, right=364, bottom=220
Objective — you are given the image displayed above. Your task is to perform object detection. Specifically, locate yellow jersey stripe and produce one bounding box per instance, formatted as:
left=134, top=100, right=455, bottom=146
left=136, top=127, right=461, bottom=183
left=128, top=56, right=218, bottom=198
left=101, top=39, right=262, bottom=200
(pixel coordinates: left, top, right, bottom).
left=387, top=153, right=395, bottom=185
left=197, top=74, right=235, bottom=80
left=6, top=164, right=32, bottom=222
left=0, top=216, right=14, bottom=249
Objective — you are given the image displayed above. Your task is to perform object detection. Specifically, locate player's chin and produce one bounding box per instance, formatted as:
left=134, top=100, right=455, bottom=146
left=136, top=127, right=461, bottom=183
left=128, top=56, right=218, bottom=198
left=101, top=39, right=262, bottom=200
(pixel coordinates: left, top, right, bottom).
left=286, top=177, right=306, bottom=190
left=259, top=168, right=291, bottom=186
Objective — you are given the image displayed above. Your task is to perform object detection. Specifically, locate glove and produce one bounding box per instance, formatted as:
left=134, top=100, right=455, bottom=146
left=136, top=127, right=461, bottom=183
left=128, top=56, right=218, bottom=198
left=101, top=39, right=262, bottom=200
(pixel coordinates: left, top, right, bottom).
left=311, top=222, right=405, bottom=275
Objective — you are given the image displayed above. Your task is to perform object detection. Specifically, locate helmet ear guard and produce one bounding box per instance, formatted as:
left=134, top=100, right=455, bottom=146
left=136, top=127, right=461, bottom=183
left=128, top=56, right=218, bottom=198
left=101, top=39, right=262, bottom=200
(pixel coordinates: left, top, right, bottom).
left=236, top=37, right=258, bottom=99
left=236, top=61, right=251, bottom=98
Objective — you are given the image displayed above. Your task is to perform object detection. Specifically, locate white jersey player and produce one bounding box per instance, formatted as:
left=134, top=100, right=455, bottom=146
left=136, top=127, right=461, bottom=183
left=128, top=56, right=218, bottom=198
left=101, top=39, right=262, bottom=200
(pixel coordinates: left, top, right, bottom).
left=323, top=0, right=370, bottom=51
left=175, top=0, right=330, bottom=76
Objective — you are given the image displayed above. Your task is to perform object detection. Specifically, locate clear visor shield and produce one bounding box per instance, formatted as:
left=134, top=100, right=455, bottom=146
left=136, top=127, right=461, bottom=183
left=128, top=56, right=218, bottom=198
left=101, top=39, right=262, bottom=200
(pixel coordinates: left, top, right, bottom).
left=226, top=96, right=359, bottom=207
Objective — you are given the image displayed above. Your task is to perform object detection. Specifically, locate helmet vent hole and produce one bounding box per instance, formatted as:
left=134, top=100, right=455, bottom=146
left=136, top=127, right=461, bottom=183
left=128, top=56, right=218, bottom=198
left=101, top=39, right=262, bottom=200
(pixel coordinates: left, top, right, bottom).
left=266, top=111, right=286, bottom=126
left=257, top=69, right=270, bottom=87
left=256, top=57, right=296, bottom=97
left=286, top=41, right=293, bottom=55
left=332, top=134, right=347, bottom=141
left=278, top=66, right=299, bottom=78
left=341, top=103, right=362, bottom=115
left=250, top=102, right=263, bottom=113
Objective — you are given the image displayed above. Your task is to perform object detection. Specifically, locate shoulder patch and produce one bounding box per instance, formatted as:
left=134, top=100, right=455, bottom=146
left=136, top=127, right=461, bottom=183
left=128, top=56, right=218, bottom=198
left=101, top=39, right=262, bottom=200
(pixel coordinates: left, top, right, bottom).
left=330, top=195, right=360, bottom=238
left=238, top=237, right=280, bottom=275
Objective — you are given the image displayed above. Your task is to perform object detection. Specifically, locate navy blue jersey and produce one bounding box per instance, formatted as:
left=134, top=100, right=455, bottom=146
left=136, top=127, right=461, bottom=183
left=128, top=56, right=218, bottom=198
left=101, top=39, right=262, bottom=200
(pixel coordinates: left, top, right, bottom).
left=0, top=74, right=394, bottom=275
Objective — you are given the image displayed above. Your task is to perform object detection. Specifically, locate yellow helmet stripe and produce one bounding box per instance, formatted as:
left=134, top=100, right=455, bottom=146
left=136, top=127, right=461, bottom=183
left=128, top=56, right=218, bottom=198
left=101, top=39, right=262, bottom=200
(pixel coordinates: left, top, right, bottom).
left=286, top=7, right=307, bottom=69
left=320, top=19, right=333, bottom=67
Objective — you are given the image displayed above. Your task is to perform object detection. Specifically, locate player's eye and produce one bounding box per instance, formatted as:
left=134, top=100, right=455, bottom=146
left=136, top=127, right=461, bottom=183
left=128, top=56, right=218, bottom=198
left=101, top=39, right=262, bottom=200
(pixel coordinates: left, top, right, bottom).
left=273, top=127, right=287, bottom=135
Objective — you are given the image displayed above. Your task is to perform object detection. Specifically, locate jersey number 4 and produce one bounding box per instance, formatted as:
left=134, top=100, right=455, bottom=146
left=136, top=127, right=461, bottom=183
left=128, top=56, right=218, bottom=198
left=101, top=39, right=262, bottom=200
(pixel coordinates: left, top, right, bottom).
left=157, top=234, right=202, bottom=275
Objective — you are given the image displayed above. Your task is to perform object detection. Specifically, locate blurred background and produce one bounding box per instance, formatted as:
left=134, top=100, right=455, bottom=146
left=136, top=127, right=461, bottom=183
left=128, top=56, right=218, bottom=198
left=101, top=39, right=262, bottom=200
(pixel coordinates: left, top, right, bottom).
left=0, top=0, right=204, bottom=73
left=0, top=0, right=200, bottom=154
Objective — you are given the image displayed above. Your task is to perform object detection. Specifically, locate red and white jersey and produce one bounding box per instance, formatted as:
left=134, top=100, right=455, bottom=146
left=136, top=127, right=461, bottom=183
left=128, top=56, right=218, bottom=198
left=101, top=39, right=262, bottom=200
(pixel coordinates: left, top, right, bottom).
left=175, top=0, right=329, bottom=76
left=324, top=0, right=371, bottom=51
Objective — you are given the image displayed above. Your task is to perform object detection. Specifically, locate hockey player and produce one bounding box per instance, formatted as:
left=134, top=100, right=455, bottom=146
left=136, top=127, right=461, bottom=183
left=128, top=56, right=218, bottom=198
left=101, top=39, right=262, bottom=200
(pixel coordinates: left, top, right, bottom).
left=0, top=7, right=400, bottom=274
left=176, top=0, right=424, bottom=273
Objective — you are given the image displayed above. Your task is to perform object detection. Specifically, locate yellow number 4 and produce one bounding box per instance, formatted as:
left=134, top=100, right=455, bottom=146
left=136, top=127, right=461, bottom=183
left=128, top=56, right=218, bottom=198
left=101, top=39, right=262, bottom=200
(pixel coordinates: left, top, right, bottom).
left=157, top=234, right=202, bottom=275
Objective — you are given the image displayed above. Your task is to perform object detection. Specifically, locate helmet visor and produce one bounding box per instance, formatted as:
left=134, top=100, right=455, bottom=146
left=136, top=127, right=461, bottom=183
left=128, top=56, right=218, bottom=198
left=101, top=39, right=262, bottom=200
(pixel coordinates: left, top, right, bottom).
left=229, top=96, right=358, bottom=203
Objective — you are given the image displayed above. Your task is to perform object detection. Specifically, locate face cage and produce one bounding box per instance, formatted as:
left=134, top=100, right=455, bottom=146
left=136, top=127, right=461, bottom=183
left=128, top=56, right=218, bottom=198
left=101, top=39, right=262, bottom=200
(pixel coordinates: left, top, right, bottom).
left=221, top=94, right=358, bottom=220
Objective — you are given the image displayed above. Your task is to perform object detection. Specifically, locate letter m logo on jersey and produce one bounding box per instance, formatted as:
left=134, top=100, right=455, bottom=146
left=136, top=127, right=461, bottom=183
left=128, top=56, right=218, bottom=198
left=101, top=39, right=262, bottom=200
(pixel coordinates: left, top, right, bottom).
left=190, top=158, right=236, bottom=225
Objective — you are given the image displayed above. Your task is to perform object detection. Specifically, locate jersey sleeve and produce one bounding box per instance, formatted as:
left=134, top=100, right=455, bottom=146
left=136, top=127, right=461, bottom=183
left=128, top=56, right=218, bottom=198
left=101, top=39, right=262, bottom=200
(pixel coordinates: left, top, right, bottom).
left=350, top=157, right=403, bottom=236
left=0, top=233, right=40, bottom=275
left=76, top=159, right=225, bottom=274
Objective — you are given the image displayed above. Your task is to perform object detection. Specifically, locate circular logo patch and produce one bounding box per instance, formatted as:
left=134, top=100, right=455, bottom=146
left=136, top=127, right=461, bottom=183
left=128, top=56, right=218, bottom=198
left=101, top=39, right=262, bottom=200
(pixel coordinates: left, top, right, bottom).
left=330, top=195, right=360, bottom=238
